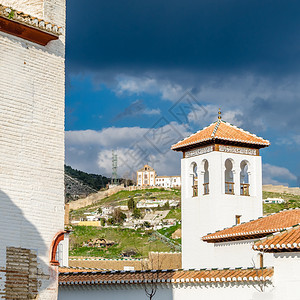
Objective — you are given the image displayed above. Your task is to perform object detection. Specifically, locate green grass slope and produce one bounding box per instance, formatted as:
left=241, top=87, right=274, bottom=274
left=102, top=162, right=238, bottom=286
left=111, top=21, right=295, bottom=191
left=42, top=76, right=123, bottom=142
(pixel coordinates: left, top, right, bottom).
left=69, top=226, right=174, bottom=258
left=263, top=191, right=300, bottom=214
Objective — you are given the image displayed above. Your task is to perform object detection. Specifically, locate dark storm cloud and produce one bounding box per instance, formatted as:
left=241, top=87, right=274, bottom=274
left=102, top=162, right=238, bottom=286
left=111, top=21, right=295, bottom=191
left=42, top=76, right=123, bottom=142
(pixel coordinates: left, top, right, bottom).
left=112, top=100, right=145, bottom=122
left=67, top=0, right=300, bottom=75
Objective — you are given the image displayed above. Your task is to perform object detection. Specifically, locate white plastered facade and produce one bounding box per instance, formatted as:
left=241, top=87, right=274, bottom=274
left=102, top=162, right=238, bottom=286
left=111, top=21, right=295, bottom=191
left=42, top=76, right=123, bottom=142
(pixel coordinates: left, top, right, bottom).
left=0, top=0, right=65, bottom=298
left=59, top=282, right=274, bottom=300
left=181, top=150, right=263, bottom=269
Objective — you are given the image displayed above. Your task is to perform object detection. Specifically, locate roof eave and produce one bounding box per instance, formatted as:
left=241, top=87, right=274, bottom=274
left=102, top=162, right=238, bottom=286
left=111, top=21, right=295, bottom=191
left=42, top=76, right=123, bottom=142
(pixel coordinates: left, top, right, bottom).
left=172, top=138, right=269, bottom=152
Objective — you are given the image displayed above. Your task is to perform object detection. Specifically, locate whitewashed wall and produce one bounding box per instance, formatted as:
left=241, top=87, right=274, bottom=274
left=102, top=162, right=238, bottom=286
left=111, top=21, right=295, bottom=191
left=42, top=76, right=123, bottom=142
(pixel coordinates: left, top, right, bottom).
left=181, top=150, right=263, bottom=269
left=156, top=176, right=181, bottom=188
left=137, top=170, right=156, bottom=186
left=59, top=282, right=273, bottom=300
left=0, top=0, right=65, bottom=298
left=272, top=252, right=300, bottom=300
left=213, top=240, right=274, bottom=268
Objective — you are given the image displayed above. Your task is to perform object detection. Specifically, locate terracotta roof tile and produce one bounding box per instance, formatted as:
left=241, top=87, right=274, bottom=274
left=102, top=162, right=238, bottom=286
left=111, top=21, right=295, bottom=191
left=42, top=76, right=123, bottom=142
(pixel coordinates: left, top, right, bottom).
left=59, top=267, right=273, bottom=285
left=0, top=4, right=62, bottom=35
left=253, top=224, right=300, bottom=252
left=171, top=120, right=270, bottom=151
left=203, top=209, right=300, bottom=243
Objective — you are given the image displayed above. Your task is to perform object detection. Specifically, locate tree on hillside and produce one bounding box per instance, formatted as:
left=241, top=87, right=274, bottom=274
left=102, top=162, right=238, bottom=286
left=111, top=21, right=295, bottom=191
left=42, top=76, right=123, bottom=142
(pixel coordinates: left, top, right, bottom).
left=132, top=208, right=142, bottom=219
left=162, top=201, right=170, bottom=210
left=64, top=165, right=111, bottom=190
left=127, top=198, right=136, bottom=210
left=112, top=208, right=126, bottom=224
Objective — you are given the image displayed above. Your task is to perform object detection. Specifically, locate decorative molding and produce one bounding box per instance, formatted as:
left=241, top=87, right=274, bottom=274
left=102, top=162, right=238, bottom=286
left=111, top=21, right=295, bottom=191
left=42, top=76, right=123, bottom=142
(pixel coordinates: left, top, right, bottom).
left=185, top=145, right=214, bottom=158
left=184, top=144, right=259, bottom=158
left=218, top=145, right=257, bottom=156
left=50, top=231, right=66, bottom=266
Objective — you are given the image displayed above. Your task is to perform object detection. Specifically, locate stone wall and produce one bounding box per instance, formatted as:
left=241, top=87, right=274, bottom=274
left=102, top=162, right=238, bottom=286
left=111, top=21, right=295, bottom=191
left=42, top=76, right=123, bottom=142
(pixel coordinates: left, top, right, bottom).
left=68, top=252, right=182, bottom=271
left=68, top=186, right=125, bottom=210
left=263, top=184, right=300, bottom=195
left=0, top=0, right=65, bottom=298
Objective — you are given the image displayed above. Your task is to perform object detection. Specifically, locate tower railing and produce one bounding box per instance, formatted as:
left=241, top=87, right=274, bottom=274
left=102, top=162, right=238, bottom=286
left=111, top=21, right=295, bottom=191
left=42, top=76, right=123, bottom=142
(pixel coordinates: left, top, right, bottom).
left=203, top=183, right=209, bottom=195
left=225, top=182, right=234, bottom=194
left=192, top=185, right=198, bottom=197
left=240, top=183, right=250, bottom=196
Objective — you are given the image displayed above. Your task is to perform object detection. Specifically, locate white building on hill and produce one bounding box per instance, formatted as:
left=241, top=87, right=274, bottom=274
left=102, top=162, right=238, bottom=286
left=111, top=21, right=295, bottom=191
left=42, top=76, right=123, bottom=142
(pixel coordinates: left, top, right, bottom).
left=136, top=165, right=181, bottom=188
left=156, top=176, right=181, bottom=188
left=137, top=165, right=156, bottom=186
left=0, top=0, right=67, bottom=298
left=263, top=198, right=285, bottom=204
left=136, top=199, right=179, bottom=209
left=58, top=112, right=300, bottom=300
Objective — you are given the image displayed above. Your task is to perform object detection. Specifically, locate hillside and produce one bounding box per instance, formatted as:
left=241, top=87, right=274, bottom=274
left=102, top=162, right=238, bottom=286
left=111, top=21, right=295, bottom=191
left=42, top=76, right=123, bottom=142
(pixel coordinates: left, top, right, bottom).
left=68, top=188, right=300, bottom=258
left=65, top=174, right=98, bottom=202
left=69, top=188, right=181, bottom=219
left=262, top=191, right=300, bottom=214
left=65, top=165, right=111, bottom=190
left=65, top=165, right=136, bottom=202
left=70, top=226, right=174, bottom=258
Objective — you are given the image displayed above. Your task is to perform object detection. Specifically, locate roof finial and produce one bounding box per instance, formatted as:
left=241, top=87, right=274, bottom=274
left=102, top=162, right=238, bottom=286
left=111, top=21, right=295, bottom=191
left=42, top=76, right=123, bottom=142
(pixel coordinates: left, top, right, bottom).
left=218, top=108, right=222, bottom=120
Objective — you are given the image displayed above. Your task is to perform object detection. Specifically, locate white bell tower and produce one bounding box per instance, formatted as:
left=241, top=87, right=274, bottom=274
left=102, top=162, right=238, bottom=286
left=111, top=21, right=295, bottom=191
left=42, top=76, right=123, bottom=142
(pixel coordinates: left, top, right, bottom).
left=172, top=110, right=270, bottom=269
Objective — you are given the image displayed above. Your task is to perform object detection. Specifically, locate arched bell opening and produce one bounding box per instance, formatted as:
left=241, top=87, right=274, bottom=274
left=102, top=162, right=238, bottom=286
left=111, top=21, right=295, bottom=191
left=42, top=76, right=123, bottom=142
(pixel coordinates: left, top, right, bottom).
left=203, top=159, right=209, bottom=195
left=225, top=159, right=234, bottom=195
left=240, top=160, right=250, bottom=196
left=191, top=162, right=198, bottom=197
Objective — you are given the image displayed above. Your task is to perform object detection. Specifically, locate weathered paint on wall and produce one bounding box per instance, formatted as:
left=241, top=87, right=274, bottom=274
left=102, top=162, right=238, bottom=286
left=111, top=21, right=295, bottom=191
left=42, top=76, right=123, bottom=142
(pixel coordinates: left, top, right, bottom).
left=0, top=0, right=65, bottom=298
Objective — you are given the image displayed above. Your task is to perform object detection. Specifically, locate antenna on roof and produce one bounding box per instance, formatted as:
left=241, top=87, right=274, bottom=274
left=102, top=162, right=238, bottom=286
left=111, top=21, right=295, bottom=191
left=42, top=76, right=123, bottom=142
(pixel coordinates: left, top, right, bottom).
left=218, top=108, right=222, bottom=120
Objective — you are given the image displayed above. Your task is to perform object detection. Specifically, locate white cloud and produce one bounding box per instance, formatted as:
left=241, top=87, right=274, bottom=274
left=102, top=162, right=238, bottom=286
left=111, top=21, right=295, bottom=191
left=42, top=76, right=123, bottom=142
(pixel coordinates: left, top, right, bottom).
left=66, top=127, right=148, bottom=147
left=66, top=128, right=297, bottom=187
left=144, top=108, right=161, bottom=115
left=276, top=134, right=300, bottom=146
left=65, top=123, right=190, bottom=177
left=187, top=104, right=243, bottom=128
left=115, top=74, right=185, bottom=101
left=263, top=163, right=297, bottom=186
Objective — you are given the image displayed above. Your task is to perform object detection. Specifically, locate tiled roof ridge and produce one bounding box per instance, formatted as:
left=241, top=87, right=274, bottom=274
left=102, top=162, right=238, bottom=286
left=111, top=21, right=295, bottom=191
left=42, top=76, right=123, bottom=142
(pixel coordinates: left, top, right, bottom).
left=253, top=223, right=300, bottom=251
left=60, top=266, right=266, bottom=274
left=59, top=267, right=274, bottom=285
left=202, top=208, right=300, bottom=241
left=211, top=119, right=221, bottom=138
left=171, top=121, right=217, bottom=149
left=0, top=4, right=63, bottom=35
left=171, top=119, right=270, bottom=150
left=217, top=121, right=270, bottom=145
left=59, top=266, right=108, bottom=272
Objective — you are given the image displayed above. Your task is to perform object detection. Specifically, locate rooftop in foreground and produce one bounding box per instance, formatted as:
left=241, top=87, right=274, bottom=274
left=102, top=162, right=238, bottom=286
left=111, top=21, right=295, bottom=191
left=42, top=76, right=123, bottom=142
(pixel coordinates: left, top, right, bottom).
left=59, top=267, right=274, bottom=286
left=0, top=4, right=62, bottom=45
left=254, top=224, right=300, bottom=252
left=202, top=209, right=300, bottom=243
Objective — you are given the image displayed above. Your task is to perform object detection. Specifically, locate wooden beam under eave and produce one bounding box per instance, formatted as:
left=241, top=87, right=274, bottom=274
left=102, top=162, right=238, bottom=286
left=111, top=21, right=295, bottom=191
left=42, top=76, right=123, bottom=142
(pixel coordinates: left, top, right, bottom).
left=0, top=16, right=59, bottom=46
